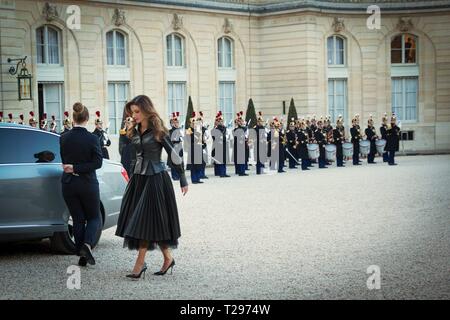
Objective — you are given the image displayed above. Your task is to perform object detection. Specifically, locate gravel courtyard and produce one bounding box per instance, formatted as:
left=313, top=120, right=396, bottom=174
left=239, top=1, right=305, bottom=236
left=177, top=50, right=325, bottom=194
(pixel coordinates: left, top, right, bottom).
left=1, top=155, right=449, bottom=300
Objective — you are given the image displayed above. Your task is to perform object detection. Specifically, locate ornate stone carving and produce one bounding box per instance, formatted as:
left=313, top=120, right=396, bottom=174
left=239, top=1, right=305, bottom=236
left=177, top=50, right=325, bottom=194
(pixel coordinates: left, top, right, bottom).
left=112, top=8, right=126, bottom=26
left=397, top=17, right=413, bottom=32
left=172, top=13, right=183, bottom=30
left=332, top=17, right=345, bottom=33
left=223, top=18, right=233, bottom=34
left=42, top=2, right=58, bottom=22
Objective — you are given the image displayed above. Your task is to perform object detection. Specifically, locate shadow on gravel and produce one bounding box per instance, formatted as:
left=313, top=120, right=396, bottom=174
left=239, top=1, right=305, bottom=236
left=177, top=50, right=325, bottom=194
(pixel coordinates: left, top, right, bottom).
left=0, top=239, right=52, bottom=256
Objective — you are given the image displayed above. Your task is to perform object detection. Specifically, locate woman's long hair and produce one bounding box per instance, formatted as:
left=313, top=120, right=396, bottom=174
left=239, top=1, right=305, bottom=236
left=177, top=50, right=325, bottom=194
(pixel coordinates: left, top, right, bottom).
left=125, top=95, right=168, bottom=142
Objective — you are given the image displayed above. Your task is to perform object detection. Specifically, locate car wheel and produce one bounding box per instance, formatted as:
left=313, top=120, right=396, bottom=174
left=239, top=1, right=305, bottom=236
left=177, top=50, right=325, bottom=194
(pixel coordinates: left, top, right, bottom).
left=50, top=214, right=103, bottom=254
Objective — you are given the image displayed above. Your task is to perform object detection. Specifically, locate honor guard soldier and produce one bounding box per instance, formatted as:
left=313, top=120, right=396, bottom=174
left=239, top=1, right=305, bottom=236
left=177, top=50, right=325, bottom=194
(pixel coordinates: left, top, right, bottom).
left=297, top=118, right=310, bottom=171
left=267, top=117, right=286, bottom=173
left=185, top=112, right=203, bottom=183
left=50, top=115, right=58, bottom=133
left=168, top=112, right=184, bottom=181
left=355, top=114, right=365, bottom=161
left=314, top=117, right=328, bottom=169
left=119, top=114, right=136, bottom=178
left=29, top=111, right=37, bottom=127
left=211, top=111, right=230, bottom=178
left=380, top=113, right=389, bottom=162
left=18, top=114, right=24, bottom=125
left=254, top=111, right=267, bottom=175
left=324, top=116, right=334, bottom=165
left=40, top=113, right=48, bottom=130
left=233, top=111, right=248, bottom=176
left=197, top=111, right=209, bottom=180
left=61, top=111, right=71, bottom=135
left=350, top=115, right=362, bottom=165
left=212, top=115, right=220, bottom=176
left=386, top=113, right=401, bottom=166
left=365, top=115, right=378, bottom=164
left=92, top=111, right=111, bottom=159
left=286, top=119, right=299, bottom=169
left=333, top=115, right=345, bottom=167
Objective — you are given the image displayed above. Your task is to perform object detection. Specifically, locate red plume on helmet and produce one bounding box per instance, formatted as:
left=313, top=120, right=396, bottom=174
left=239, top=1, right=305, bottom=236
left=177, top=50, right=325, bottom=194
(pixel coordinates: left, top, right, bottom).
left=8, top=113, right=13, bottom=120
left=43, top=113, right=47, bottom=119
left=0, top=112, right=3, bottom=119
left=30, top=111, right=34, bottom=117
left=95, top=111, right=103, bottom=124
left=52, top=115, right=55, bottom=121
left=176, top=112, right=180, bottom=117
left=20, top=114, right=24, bottom=120
left=64, top=111, right=69, bottom=118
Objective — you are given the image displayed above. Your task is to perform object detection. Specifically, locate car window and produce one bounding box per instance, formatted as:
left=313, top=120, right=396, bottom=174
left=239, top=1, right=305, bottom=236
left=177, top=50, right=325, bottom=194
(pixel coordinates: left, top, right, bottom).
left=0, top=128, right=61, bottom=164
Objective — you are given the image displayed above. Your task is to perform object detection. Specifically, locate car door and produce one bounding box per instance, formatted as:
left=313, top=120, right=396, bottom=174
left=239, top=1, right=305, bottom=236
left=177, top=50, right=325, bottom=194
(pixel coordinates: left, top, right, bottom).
left=0, top=127, right=68, bottom=231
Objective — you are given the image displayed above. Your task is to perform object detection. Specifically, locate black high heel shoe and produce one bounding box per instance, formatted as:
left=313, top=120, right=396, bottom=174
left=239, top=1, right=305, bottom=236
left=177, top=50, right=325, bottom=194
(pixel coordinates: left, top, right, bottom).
left=126, top=263, right=147, bottom=279
left=154, top=259, right=175, bottom=276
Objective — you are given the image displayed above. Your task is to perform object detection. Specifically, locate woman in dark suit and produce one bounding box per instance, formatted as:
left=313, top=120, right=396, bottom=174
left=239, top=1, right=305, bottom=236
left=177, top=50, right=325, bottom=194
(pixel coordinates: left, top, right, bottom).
left=116, top=95, right=188, bottom=280
left=60, top=102, right=103, bottom=267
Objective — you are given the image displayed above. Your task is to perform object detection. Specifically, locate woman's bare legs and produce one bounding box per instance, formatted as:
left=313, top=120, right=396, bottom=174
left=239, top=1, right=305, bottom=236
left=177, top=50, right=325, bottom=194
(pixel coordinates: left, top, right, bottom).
left=159, top=244, right=174, bottom=272
left=132, top=240, right=148, bottom=274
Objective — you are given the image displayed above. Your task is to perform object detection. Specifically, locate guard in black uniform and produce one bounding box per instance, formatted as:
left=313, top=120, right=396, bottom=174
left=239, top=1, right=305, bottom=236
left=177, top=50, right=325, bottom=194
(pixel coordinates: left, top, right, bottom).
left=350, top=116, right=362, bottom=165
left=314, top=118, right=328, bottom=169
left=365, top=115, right=378, bottom=164
left=297, top=118, right=310, bottom=171
left=92, top=111, right=111, bottom=159
left=211, top=111, right=230, bottom=178
left=386, top=114, right=401, bottom=166
left=380, top=113, right=389, bottom=162
left=168, top=112, right=184, bottom=181
left=233, top=111, right=248, bottom=176
left=29, top=111, right=38, bottom=128
left=61, top=111, right=72, bottom=135
left=185, top=112, right=203, bottom=184
left=50, top=115, right=57, bottom=134
left=40, top=113, right=48, bottom=131
left=197, top=111, right=209, bottom=180
left=286, top=119, right=298, bottom=169
left=119, top=109, right=136, bottom=178
left=333, top=115, right=345, bottom=167
left=253, top=112, right=267, bottom=175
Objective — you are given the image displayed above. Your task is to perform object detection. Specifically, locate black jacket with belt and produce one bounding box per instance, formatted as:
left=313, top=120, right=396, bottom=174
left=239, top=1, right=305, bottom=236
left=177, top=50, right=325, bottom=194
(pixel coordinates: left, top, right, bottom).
left=60, top=126, right=103, bottom=184
left=131, top=127, right=188, bottom=188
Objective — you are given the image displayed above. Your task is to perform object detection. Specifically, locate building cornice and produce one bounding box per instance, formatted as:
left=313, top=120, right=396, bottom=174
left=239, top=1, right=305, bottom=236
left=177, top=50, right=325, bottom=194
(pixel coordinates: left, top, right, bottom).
left=88, top=0, right=450, bottom=15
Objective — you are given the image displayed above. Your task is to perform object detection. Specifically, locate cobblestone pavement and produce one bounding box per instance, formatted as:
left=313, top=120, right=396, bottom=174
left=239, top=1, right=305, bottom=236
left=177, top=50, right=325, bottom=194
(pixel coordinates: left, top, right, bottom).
left=1, top=155, right=449, bottom=299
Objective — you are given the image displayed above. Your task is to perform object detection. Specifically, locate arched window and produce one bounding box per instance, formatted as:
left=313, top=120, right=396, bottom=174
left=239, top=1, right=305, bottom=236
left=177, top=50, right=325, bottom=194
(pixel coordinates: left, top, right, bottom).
left=106, top=30, right=127, bottom=66
left=391, top=34, right=417, bottom=64
left=327, top=35, right=345, bottom=65
left=36, top=25, right=61, bottom=65
left=218, top=37, right=233, bottom=68
left=166, top=33, right=184, bottom=67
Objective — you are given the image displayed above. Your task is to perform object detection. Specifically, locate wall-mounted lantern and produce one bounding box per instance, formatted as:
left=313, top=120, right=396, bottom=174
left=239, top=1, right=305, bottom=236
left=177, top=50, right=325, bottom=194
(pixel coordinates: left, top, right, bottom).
left=7, top=56, right=33, bottom=101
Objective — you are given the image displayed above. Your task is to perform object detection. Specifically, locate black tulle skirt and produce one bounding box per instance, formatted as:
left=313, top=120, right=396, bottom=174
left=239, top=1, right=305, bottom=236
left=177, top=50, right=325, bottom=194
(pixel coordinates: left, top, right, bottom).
left=115, top=171, right=181, bottom=251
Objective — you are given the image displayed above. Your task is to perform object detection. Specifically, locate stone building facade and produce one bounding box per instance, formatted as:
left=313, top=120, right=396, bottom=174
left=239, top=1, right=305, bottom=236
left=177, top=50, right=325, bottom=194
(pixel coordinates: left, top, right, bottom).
left=1, top=0, right=450, bottom=160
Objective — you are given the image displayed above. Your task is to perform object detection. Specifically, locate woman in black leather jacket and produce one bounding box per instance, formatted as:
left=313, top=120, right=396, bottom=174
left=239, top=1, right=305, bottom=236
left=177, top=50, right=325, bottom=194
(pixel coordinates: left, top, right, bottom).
left=115, top=95, right=188, bottom=279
